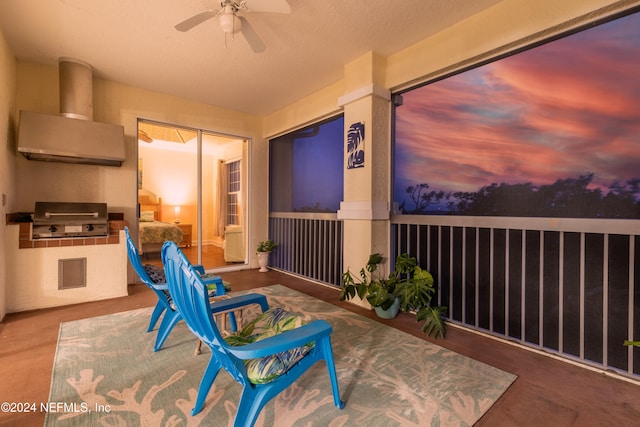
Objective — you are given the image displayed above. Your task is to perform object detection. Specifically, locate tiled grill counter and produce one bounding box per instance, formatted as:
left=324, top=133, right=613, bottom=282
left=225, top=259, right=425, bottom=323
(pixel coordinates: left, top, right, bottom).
left=4, top=214, right=129, bottom=312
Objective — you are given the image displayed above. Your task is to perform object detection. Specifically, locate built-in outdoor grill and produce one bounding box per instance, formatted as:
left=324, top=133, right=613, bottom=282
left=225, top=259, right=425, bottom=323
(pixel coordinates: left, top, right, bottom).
left=32, top=201, right=109, bottom=239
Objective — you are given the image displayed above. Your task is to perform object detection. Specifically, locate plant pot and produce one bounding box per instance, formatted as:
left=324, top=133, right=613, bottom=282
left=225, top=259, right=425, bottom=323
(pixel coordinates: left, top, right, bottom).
left=257, top=251, right=270, bottom=272
left=374, top=298, right=400, bottom=319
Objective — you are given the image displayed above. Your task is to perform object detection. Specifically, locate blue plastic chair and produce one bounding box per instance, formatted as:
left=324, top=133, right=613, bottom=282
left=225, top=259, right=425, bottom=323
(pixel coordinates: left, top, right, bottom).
left=161, top=241, right=344, bottom=426
left=124, top=226, right=232, bottom=351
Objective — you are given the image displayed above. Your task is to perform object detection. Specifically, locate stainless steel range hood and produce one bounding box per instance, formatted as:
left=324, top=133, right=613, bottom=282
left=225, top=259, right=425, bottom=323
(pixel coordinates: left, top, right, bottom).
left=18, top=111, right=125, bottom=166
left=17, top=58, right=125, bottom=167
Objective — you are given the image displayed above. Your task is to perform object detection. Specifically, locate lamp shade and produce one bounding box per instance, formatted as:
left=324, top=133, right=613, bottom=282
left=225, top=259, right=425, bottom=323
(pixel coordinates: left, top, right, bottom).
left=174, top=206, right=181, bottom=224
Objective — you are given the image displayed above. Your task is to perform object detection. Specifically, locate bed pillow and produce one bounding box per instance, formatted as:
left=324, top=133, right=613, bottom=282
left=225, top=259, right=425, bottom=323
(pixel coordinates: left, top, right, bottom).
left=140, top=211, right=155, bottom=222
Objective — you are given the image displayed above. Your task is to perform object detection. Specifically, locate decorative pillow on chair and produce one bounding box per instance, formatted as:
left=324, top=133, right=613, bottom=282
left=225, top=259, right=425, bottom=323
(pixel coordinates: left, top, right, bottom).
left=224, top=307, right=314, bottom=384
left=144, top=264, right=165, bottom=283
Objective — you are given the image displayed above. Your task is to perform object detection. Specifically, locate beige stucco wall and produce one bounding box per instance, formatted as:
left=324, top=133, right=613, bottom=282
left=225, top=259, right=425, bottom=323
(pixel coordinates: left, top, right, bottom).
left=262, top=80, right=345, bottom=139
left=0, top=27, right=16, bottom=321
left=5, top=226, right=128, bottom=312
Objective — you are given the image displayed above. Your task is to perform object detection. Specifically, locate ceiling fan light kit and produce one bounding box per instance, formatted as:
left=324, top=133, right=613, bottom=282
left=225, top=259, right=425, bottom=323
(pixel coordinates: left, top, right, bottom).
left=219, top=5, right=242, bottom=34
left=175, top=0, right=290, bottom=52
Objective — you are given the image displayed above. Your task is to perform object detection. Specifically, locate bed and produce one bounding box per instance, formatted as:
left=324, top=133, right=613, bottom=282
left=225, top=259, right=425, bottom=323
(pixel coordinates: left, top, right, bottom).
left=138, top=193, right=183, bottom=254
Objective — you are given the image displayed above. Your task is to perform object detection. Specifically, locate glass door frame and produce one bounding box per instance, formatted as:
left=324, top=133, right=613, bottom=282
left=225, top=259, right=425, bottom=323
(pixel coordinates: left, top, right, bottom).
left=137, top=118, right=250, bottom=270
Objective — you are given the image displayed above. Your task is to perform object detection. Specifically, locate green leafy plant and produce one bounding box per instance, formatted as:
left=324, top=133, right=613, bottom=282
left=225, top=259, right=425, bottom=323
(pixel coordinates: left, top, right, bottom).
left=339, top=253, right=397, bottom=310
left=624, top=340, right=640, bottom=347
left=256, top=240, right=277, bottom=252
left=391, top=253, right=447, bottom=339
left=340, top=252, right=448, bottom=338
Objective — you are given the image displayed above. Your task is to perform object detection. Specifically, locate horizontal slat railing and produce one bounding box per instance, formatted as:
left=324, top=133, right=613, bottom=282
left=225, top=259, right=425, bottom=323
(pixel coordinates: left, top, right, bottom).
left=392, top=215, right=640, bottom=379
left=268, top=212, right=343, bottom=287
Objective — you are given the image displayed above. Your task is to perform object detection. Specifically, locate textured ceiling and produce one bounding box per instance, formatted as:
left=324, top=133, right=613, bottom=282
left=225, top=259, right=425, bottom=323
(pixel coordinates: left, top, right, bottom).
left=0, top=0, right=501, bottom=116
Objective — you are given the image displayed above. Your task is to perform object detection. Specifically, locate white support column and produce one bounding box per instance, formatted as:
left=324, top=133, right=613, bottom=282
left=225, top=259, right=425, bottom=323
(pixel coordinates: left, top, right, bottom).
left=338, top=52, right=392, bottom=308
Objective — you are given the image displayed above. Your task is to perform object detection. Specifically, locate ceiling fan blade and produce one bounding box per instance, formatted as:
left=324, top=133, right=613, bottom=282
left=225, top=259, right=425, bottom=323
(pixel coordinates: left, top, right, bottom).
left=138, top=130, right=153, bottom=143
left=239, top=17, right=266, bottom=53
left=175, top=10, right=219, bottom=32
left=243, top=0, right=290, bottom=14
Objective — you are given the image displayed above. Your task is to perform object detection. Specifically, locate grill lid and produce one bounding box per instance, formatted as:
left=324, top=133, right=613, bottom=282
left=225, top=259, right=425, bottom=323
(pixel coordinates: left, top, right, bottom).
left=33, top=202, right=108, bottom=225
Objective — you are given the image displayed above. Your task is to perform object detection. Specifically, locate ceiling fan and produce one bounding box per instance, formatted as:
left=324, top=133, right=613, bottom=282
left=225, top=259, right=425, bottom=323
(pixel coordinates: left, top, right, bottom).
left=175, top=0, right=290, bottom=53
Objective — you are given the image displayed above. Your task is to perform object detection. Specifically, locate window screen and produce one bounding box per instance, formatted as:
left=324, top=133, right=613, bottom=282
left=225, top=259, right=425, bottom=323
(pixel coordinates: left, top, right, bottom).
left=270, top=115, right=344, bottom=213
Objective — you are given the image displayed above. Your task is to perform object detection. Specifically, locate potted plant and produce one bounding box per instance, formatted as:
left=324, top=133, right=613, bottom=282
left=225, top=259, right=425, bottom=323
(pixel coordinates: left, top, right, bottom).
left=391, top=253, right=447, bottom=338
left=256, top=240, right=277, bottom=272
left=340, top=253, right=400, bottom=318
left=340, top=252, right=447, bottom=337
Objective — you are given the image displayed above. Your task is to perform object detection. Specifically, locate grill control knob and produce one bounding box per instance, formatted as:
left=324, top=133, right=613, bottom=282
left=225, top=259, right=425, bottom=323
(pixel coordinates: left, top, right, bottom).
left=86, top=224, right=94, bottom=231
left=49, top=225, right=57, bottom=232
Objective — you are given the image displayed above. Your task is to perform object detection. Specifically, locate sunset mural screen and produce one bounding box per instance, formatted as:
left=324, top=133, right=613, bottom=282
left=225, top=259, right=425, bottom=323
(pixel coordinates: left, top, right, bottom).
left=394, top=10, right=640, bottom=219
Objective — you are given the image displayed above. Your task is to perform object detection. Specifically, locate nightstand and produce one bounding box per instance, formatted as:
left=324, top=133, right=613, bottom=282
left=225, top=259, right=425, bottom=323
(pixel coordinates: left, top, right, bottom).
left=176, top=224, right=192, bottom=247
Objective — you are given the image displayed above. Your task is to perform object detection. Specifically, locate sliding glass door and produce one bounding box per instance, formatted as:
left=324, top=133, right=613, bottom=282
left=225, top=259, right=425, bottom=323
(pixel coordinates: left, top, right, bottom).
left=137, top=120, right=248, bottom=269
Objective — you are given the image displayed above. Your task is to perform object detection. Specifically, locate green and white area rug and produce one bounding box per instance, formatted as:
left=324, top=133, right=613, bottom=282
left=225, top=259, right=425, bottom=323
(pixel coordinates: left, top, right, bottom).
left=47, top=285, right=516, bottom=426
